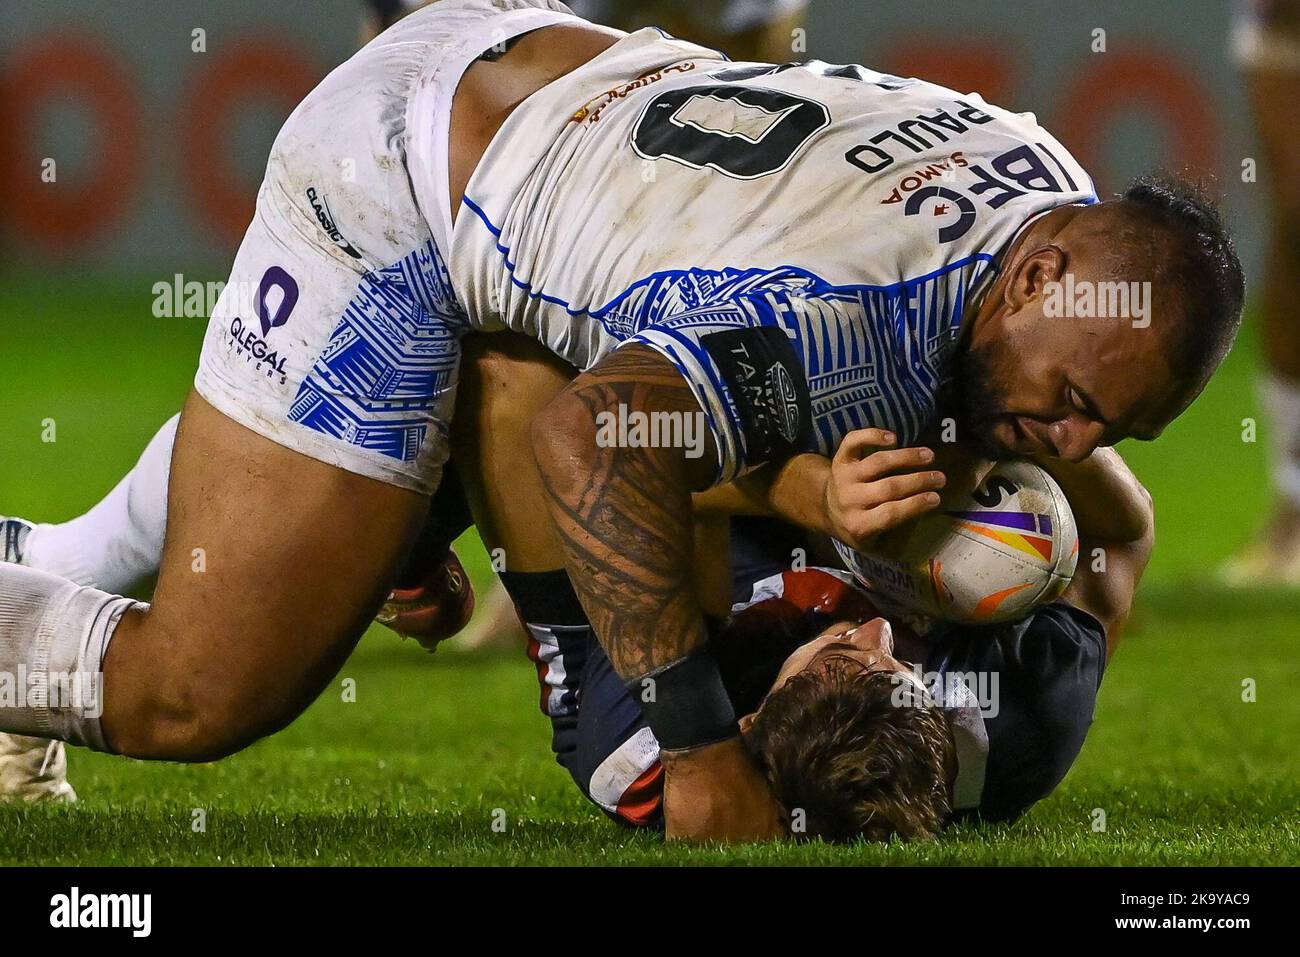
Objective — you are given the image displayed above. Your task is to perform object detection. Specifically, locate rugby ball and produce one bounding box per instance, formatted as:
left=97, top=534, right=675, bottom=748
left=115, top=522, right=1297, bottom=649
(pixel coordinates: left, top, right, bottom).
left=834, top=459, right=1079, bottom=625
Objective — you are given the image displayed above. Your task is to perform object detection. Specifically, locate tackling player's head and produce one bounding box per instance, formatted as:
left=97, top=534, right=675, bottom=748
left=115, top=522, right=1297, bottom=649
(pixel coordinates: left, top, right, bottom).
left=950, top=169, right=1244, bottom=463
left=739, top=618, right=955, bottom=842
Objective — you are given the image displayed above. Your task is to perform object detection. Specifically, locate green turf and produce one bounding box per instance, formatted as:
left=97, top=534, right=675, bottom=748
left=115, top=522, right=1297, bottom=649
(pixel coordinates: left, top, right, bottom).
left=0, top=275, right=1296, bottom=865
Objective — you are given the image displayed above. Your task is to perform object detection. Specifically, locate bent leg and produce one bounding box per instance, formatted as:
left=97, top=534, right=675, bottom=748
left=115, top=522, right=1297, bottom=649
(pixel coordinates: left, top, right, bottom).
left=0, top=21, right=477, bottom=759
left=1251, top=69, right=1300, bottom=526
left=1222, top=65, right=1300, bottom=581
left=0, top=393, right=427, bottom=760
left=1249, top=68, right=1300, bottom=384
left=101, top=392, right=428, bottom=759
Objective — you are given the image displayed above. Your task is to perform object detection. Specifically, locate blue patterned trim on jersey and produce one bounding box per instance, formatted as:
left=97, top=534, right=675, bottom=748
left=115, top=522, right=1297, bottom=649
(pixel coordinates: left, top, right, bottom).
left=463, top=195, right=997, bottom=477
left=289, top=240, right=469, bottom=463
left=618, top=259, right=996, bottom=474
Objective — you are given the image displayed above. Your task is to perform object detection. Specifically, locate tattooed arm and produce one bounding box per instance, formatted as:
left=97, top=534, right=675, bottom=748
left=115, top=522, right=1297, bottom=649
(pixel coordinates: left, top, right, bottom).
left=531, top=344, right=783, bottom=841
left=531, top=346, right=712, bottom=674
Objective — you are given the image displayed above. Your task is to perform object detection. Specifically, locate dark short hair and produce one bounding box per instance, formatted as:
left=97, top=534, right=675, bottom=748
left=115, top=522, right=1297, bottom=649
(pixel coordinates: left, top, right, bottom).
left=748, top=661, right=954, bottom=843
left=1119, top=171, right=1245, bottom=386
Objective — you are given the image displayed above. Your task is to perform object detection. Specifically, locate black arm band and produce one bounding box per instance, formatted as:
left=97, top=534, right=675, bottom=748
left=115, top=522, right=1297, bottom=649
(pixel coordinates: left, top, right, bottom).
left=628, top=646, right=738, bottom=752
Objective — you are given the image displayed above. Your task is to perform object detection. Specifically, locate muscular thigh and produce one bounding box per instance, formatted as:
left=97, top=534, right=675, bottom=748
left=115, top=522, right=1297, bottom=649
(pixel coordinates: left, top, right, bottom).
left=103, top=392, right=428, bottom=754
left=195, top=29, right=470, bottom=498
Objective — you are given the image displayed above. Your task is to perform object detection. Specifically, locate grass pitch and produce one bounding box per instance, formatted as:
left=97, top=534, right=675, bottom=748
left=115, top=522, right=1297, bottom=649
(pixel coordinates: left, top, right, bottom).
left=0, top=276, right=1296, bottom=866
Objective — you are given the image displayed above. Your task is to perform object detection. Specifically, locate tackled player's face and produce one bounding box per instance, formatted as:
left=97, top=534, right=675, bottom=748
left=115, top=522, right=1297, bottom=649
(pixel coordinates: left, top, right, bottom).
left=765, top=617, right=910, bottom=693
left=950, top=284, right=1195, bottom=463
left=737, top=617, right=917, bottom=735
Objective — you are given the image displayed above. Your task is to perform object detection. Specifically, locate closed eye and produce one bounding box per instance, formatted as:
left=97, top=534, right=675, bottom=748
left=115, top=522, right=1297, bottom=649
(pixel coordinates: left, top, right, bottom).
left=1067, top=382, right=1112, bottom=426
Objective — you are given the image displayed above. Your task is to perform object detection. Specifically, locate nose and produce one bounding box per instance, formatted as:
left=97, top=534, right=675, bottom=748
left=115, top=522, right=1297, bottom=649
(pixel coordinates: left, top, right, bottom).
left=1047, top=416, right=1107, bottom=462
left=848, top=617, right=894, bottom=655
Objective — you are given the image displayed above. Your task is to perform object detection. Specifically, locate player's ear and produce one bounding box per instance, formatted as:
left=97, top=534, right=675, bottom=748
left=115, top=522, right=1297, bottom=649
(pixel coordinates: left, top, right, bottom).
left=737, top=712, right=758, bottom=736
left=1006, top=244, right=1066, bottom=309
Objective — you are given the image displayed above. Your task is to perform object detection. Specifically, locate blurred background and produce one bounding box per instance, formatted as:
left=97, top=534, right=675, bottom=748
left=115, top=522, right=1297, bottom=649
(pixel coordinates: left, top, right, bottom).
left=0, top=0, right=1295, bottom=865
left=0, top=0, right=1275, bottom=582
left=0, top=0, right=1265, bottom=275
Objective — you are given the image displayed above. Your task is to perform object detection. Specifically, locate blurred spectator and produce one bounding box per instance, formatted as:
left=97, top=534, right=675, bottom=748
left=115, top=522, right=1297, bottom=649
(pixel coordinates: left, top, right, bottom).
left=1224, top=0, right=1300, bottom=585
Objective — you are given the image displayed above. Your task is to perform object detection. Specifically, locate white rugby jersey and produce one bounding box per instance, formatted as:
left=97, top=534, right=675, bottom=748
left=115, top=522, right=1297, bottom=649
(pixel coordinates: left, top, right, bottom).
left=447, top=29, right=1097, bottom=484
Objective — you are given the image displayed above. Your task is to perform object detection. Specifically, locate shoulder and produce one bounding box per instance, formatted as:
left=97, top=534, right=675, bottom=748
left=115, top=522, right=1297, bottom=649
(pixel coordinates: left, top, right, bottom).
left=930, top=602, right=1108, bottom=820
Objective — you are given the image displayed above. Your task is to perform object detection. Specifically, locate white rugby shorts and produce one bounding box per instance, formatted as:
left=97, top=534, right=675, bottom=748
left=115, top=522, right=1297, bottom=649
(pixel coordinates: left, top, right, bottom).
left=194, top=0, right=577, bottom=493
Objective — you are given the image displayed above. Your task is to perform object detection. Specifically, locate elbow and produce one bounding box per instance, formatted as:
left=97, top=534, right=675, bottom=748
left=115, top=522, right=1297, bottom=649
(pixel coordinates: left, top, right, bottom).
left=1131, top=477, right=1155, bottom=557
left=1111, top=452, right=1156, bottom=546
left=531, top=390, right=601, bottom=493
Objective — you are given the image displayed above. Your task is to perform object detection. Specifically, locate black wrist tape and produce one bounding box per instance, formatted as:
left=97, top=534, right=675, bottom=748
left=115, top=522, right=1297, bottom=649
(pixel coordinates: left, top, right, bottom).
left=498, top=569, right=588, bottom=626
left=628, top=646, right=737, bottom=752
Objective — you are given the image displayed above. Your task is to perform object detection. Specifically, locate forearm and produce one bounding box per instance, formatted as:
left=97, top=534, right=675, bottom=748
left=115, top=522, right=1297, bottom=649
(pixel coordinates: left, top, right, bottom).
left=542, top=442, right=709, bottom=677
left=724, top=454, right=834, bottom=536
left=1032, top=448, right=1153, bottom=545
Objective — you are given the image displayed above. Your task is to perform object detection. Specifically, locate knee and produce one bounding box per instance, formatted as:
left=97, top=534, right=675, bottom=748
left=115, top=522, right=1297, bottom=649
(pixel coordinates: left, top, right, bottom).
left=575, top=727, right=664, bottom=829
left=107, top=687, right=263, bottom=762
left=104, top=642, right=271, bottom=761
left=101, top=612, right=310, bottom=761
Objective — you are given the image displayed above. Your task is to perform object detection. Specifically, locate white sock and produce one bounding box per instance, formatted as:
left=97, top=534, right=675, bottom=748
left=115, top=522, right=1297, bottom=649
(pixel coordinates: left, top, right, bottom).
left=24, top=415, right=178, bottom=592
left=0, top=562, right=142, bottom=752
left=1259, top=374, right=1300, bottom=510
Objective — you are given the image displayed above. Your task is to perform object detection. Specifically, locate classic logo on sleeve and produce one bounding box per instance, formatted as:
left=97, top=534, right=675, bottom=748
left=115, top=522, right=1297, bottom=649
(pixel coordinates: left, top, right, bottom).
left=701, top=326, right=813, bottom=462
